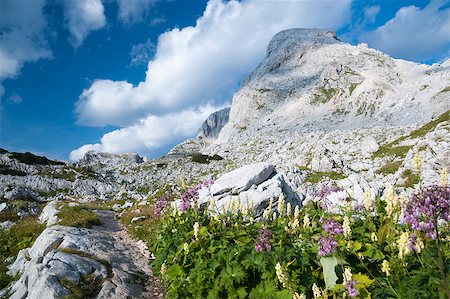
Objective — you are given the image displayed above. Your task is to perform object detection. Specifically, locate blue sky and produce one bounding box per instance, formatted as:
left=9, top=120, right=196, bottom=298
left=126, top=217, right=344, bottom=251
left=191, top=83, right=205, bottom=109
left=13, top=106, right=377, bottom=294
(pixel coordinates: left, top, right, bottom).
left=0, top=0, right=449, bottom=161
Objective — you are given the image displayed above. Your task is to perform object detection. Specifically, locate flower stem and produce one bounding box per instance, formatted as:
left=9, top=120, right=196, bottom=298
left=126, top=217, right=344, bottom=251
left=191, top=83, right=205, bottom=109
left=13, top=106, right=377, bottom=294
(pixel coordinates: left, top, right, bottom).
left=435, top=227, right=450, bottom=298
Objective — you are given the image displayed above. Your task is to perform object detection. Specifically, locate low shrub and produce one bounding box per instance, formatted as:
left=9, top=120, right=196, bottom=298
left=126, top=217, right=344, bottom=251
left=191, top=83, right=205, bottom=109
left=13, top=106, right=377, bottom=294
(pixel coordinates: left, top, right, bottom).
left=57, top=205, right=101, bottom=228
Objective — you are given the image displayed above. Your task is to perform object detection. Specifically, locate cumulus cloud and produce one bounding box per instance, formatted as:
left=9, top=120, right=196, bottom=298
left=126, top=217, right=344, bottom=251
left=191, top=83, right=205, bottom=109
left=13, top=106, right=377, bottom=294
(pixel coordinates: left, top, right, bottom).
left=72, top=0, right=353, bottom=159
left=75, top=0, right=352, bottom=128
left=116, top=0, right=156, bottom=24
left=0, top=0, right=51, bottom=80
left=70, top=105, right=219, bottom=160
left=360, top=0, right=450, bottom=62
left=64, top=0, right=107, bottom=48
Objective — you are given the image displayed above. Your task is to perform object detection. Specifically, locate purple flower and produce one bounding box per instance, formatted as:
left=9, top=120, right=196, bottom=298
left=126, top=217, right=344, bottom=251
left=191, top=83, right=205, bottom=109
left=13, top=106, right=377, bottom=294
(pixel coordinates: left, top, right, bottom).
left=316, top=185, right=343, bottom=199
left=255, top=226, right=272, bottom=252
left=345, top=280, right=358, bottom=297
left=404, top=185, right=449, bottom=240
left=318, top=236, right=338, bottom=256
left=203, top=179, right=215, bottom=188
left=179, top=192, right=192, bottom=211
left=154, top=192, right=173, bottom=215
left=323, top=219, right=344, bottom=235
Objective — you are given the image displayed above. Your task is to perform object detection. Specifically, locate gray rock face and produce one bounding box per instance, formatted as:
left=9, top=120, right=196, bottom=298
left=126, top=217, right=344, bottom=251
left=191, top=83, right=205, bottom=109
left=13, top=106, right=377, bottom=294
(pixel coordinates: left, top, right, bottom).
left=7, top=222, right=160, bottom=299
left=196, top=107, right=231, bottom=141
left=39, top=201, right=60, bottom=226
left=210, top=163, right=275, bottom=195
left=78, top=151, right=144, bottom=168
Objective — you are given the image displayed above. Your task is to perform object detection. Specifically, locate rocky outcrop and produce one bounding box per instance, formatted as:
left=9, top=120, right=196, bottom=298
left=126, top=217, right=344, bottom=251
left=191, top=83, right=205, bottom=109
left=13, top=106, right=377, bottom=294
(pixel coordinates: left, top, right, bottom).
left=198, top=163, right=300, bottom=217
left=77, top=151, right=144, bottom=168
left=196, top=107, right=230, bottom=141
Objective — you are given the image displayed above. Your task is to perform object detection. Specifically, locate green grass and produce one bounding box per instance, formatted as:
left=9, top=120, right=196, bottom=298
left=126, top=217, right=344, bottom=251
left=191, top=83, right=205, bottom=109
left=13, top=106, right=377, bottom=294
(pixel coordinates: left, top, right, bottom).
left=57, top=205, right=101, bottom=228
left=0, top=216, right=45, bottom=289
left=0, top=166, right=26, bottom=176
left=312, top=87, right=337, bottom=104
left=349, top=83, right=359, bottom=95
left=190, top=153, right=223, bottom=164
left=372, top=110, right=449, bottom=159
left=120, top=205, right=162, bottom=242
left=375, top=161, right=402, bottom=175
left=10, top=151, right=64, bottom=166
left=400, top=169, right=421, bottom=188
left=439, top=86, right=450, bottom=93
left=297, top=166, right=346, bottom=183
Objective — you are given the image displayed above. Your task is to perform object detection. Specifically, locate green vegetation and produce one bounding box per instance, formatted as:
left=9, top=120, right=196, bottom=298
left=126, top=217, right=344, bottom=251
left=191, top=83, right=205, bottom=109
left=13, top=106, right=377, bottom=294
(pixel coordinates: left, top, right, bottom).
left=120, top=205, right=162, bottom=241
left=296, top=166, right=346, bottom=183
left=0, top=166, right=26, bottom=176
left=57, top=204, right=101, bottom=228
left=191, top=153, right=223, bottom=164
left=38, top=188, right=70, bottom=198
left=312, top=87, right=337, bottom=104
left=400, top=169, right=421, bottom=188
left=149, top=181, right=450, bottom=298
left=372, top=110, right=449, bottom=159
left=10, top=152, right=64, bottom=166
left=419, top=85, right=428, bottom=91
left=0, top=216, right=45, bottom=289
left=375, top=161, right=402, bottom=175
left=349, top=83, right=359, bottom=95
left=256, top=88, right=271, bottom=93
left=61, top=273, right=104, bottom=299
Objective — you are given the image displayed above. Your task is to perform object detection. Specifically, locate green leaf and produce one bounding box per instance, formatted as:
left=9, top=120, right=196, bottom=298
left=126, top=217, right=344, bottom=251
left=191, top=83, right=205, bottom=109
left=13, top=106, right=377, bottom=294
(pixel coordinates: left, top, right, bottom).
left=237, top=287, right=248, bottom=298
left=320, top=256, right=339, bottom=290
left=353, top=273, right=375, bottom=288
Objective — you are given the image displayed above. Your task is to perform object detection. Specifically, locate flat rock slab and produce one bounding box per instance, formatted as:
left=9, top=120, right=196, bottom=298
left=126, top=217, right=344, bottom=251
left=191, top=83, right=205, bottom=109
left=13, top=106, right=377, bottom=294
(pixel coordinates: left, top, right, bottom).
left=7, top=210, right=163, bottom=299
left=210, top=162, right=275, bottom=195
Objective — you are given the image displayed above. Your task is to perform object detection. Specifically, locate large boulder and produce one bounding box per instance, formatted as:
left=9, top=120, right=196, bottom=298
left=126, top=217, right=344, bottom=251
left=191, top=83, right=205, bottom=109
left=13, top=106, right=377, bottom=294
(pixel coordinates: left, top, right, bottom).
left=39, top=201, right=60, bottom=226
left=210, top=162, right=275, bottom=195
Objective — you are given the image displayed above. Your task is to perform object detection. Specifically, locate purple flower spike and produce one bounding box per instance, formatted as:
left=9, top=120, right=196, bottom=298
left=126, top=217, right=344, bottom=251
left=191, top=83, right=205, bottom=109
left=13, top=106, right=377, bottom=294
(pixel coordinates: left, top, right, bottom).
left=318, top=236, right=338, bottom=256
left=323, top=219, right=344, bottom=235
left=345, top=280, right=358, bottom=297
left=154, top=192, right=173, bottom=215
left=255, top=226, right=272, bottom=252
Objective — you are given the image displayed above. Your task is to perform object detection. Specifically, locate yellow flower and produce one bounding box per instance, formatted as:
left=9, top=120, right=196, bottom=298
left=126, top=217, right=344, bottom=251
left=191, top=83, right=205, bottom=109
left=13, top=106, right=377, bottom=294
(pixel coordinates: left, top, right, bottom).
left=343, top=216, right=351, bottom=238
left=183, top=242, right=189, bottom=253
left=441, top=168, right=448, bottom=186
left=371, top=232, right=378, bottom=242
left=273, top=211, right=278, bottom=222
left=413, top=152, right=423, bottom=171
left=303, top=212, right=310, bottom=228
left=294, top=205, right=300, bottom=219
left=397, top=232, right=411, bottom=259
left=193, top=222, right=200, bottom=240
left=293, top=293, right=306, bottom=299
left=286, top=202, right=292, bottom=217
left=278, top=193, right=285, bottom=215
left=381, top=260, right=391, bottom=276
left=363, top=188, right=373, bottom=210
left=385, top=185, right=399, bottom=217
left=343, top=267, right=352, bottom=284
left=312, top=283, right=322, bottom=299
left=275, top=262, right=287, bottom=288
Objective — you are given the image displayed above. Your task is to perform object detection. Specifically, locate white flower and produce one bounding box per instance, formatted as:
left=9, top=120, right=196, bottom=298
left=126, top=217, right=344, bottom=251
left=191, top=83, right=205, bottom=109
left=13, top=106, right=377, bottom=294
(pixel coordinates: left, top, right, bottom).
left=278, top=193, right=285, bottom=215
left=343, top=267, right=352, bottom=284
left=441, top=168, right=448, bottom=186
left=413, top=152, right=423, bottom=171
left=286, top=202, right=292, bottom=217
left=343, top=216, right=351, bottom=238
left=193, top=222, right=200, bottom=240
left=275, top=262, right=287, bottom=288
left=384, top=185, right=398, bottom=217
left=381, top=260, right=391, bottom=276
left=312, top=283, right=322, bottom=299
left=273, top=211, right=278, bottom=222
left=294, top=205, right=300, bottom=219
left=160, top=262, right=167, bottom=276
left=397, top=231, right=410, bottom=259
left=371, top=232, right=378, bottom=242
left=303, top=212, right=310, bottom=228
left=363, top=188, right=373, bottom=210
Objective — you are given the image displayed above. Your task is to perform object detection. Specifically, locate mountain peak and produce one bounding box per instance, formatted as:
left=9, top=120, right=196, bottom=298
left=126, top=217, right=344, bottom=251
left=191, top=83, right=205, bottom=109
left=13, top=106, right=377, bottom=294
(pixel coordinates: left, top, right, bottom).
left=267, top=28, right=340, bottom=55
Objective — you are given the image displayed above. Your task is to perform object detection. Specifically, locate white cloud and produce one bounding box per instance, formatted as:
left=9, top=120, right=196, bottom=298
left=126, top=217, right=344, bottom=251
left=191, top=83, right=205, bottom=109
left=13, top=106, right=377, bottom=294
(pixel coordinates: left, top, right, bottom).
left=70, top=105, right=219, bottom=160
left=360, top=0, right=450, bottom=62
left=64, top=0, right=107, bottom=48
left=73, top=0, right=352, bottom=158
left=130, top=39, right=155, bottom=66
left=117, top=0, right=156, bottom=24
left=0, top=0, right=51, bottom=80
left=75, top=0, right=352, bottom=128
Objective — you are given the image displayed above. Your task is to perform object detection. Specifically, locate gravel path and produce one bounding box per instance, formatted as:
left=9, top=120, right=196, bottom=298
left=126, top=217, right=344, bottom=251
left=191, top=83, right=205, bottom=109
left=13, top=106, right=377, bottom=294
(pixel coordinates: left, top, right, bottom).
left=93, top=210, right=165, bottom=299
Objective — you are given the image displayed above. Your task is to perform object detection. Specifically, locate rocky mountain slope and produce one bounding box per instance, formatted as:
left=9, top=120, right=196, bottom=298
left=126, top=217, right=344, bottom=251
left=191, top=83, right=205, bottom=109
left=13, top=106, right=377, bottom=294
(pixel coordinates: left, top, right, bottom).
left=0, top=28, right=449, bottom=298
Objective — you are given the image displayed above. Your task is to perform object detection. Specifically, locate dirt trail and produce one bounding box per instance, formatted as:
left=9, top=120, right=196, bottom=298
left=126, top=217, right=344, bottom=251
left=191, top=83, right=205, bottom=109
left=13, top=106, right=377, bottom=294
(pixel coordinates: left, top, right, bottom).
left=93, top=210, right=165, bottom=299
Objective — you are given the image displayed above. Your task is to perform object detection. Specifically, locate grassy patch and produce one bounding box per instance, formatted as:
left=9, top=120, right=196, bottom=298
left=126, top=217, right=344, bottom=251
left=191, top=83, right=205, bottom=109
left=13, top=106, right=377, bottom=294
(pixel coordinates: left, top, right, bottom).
left=120, top=205, right=162, bottom=243
left=0, top=166, right=27, bottom=176
left=400, top=169, right=421, bottom=188
left=297, top=166, right=346, bottom=183
left=349, top=83, right=359, bottom=95
left=57, top=205, right=101, bottom=228
left=312, top=87, right=337, bottom=104
left=375, top=161, right=402, bottom=175
left=61, top=273, right=104, bottom=299
left=0, top=216, right=45, bottom=289
left=372, top=110, right=449, bottom=160
left=372, top=145, right=412, bottom=159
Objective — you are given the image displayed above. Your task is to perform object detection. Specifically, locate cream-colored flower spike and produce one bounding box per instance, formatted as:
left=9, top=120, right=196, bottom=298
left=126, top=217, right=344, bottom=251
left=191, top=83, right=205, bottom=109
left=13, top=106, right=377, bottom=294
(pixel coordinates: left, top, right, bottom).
left=441, top=168, right=448, bottom=186
left=413, top=152, right=423, bottom=171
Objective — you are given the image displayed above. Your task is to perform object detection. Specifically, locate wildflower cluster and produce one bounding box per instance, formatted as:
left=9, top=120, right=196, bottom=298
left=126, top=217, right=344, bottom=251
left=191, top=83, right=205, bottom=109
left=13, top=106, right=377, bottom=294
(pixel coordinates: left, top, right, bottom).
left=154, top=191, right=172, bottom=215
left=403, top=185, right=450, bottom=239
left=255, top=225, right=272, bottom=252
